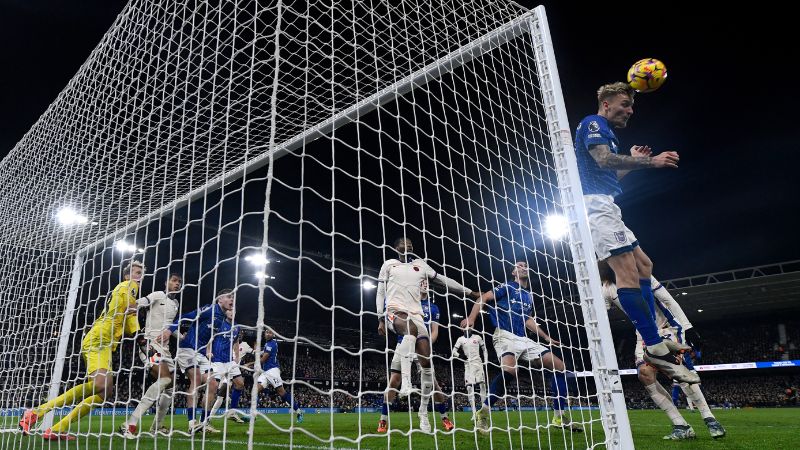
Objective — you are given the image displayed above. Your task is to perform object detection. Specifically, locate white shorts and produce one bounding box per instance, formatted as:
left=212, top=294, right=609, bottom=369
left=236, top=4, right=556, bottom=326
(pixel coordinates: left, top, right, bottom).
left=492, top=329, right=549, bottom=363
left=212, top=361, right=242, bottom=383
left=148, top=342, right=175, bottom=372
left=464, top=362, right=485, bottom=385
left=175, top=348, right=212, bottom=374
left=386, top=309, right=429, bottom=340
left=584, top=194, right=639, bottom=260
left=257, top=367, right=284, bottom=389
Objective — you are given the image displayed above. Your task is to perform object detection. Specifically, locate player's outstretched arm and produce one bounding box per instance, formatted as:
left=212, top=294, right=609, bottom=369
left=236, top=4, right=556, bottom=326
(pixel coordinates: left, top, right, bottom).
left=525, top=317, right=559, bottom=346
left=460, top=290, right=494, bottom=329
left=589, top=144, right=678, bottom=170
left=419, top=259, right=479, bottom=299
left=617, top=145, right=651, bottom=179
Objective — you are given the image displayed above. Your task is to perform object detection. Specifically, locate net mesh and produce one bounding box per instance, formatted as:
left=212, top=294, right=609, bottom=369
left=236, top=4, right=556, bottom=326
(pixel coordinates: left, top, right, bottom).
left=0, top=1, right=616, bottom=449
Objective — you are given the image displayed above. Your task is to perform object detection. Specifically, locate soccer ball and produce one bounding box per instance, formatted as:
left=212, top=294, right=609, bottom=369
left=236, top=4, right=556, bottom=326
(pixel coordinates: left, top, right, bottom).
left=627, top=58, right=667, bottom=93
left=149, top=352, right=162, bottom=365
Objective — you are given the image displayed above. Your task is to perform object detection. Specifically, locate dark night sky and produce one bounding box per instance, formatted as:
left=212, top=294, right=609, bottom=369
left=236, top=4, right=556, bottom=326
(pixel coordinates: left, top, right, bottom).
left=1, top=0, right=796, bottom=280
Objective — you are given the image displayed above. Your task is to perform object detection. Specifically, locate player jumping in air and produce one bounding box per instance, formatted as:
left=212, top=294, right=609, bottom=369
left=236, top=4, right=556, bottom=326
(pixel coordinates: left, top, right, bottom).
left=574, top=82, right=698, bottom=384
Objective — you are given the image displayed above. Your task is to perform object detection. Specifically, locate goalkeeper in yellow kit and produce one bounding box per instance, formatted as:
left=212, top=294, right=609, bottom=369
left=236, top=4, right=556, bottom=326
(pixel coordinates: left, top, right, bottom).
left=19, top=261, right=144, bottom=440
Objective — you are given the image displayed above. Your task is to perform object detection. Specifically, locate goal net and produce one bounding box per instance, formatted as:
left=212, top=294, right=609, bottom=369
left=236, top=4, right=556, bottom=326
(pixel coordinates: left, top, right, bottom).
left=0, top=1, right=631, bottom=449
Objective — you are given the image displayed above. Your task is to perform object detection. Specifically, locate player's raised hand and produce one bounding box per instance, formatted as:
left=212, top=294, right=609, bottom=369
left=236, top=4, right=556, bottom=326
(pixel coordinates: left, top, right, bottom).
left=459, top=317, right=473, bottom=329
left=630, top=145, right=652, bottom=157
left=377, top=320, right=386, bottom=336
left=652, top=151, right=679, bottom=168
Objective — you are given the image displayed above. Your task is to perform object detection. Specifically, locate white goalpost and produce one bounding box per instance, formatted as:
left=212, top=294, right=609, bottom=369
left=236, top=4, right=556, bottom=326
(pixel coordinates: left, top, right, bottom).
left=0, top=1, right=632, bottom=449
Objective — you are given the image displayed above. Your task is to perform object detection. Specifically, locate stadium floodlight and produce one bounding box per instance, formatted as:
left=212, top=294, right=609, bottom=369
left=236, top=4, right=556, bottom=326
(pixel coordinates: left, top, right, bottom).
left=362, top=281, right=377, bottom=290
left=114, top=241, right=138, bottom=253
left=56, top=207, right=88, bottom=226
left=452, top=313, right=463, bottom=319
left=697, top=309, right=704, bottom=312
left=245, top=254, right=269, bottom=266
left=255, top=271, right=276, bottom=280
left=544, top=214, right=570, bottom=240
left=680, top=292, right=688, bottom=296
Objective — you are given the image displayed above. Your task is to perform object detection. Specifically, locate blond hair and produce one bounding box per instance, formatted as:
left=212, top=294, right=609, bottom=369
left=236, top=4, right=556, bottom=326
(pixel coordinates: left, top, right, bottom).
left=122, top=260, right=145, bottom=277
left=597, top=82, right=635, bottom=108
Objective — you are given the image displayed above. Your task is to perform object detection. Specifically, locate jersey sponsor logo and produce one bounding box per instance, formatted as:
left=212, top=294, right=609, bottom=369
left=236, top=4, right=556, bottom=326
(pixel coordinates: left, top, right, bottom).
left=614, top=231, right=626, bottom=243
left=588, top=133, right=602, bottom=138
left=588, top=121, right=600, bottom=132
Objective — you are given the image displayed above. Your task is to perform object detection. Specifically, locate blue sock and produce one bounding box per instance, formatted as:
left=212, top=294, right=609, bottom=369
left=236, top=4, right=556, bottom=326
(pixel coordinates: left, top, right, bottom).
left=550, top=372, right=569, bottom=411
left=617, top=288, right=661, bottom=346
left=187, top=407, right=194, bottom=422
left=200, top=409, right=207, bottom=422
left=435, top=401, right=449, bottom=416
left=486, top=371, right=516, bottom=407
left=640, top=279, right=656, bottom=321
left=281, top=392, right=299, bottom=411
left=230, top=388, right=242, bottom=409
left=381, top=402, right=390, bottom=415
left=671, top=384, right=681, bottom=406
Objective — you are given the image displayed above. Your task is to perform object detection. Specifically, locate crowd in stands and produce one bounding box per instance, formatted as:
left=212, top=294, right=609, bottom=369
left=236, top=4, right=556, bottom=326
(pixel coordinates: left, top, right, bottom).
left=613, top=319, right=800, bottom=368
left=623, top=374, right=800, bottom=409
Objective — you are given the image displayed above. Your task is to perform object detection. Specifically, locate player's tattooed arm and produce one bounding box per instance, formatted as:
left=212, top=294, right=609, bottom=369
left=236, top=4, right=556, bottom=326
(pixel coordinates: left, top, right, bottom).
left=617, top=145, right=652, bottom=179
left=589, top=144, right=654, bottom=169
left=589, top=144, right=679, bottom=170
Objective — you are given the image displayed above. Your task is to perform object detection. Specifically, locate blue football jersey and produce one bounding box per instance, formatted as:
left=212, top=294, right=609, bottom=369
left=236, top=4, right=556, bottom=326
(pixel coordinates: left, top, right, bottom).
left=574, top=115, right=623, bottom=197
left=489, top=282, right=534, bottom=337
left=261, top=339, right=280, bottom=371
left=173, top=303, right=226, bottom=351
left=210, top=320, right=239, bottom=363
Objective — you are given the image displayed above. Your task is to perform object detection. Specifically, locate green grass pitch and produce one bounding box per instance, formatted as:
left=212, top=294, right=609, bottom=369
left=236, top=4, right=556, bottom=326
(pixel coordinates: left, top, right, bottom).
left=4, top=408, right=798, bottom=449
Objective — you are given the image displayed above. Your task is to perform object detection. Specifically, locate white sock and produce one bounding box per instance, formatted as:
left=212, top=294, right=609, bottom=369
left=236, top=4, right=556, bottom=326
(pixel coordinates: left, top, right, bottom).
left=153, top=387, right=174, bottom=430
left=129, top=377, right=171, bottom=425
left=209, top=383, right=227, bottom=417
left=398, top=335, right=417, bottom=388
left=479, top=382, right=487, bottom=405
left=467, top=384, right=476, bottom=417
left=419, top=388, right=431, bottom=414
left=420, top=367, right=434, bottom=415
left=680, top=383, right=713, bottom=419
left=645, top=383, right=687, bottom=426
